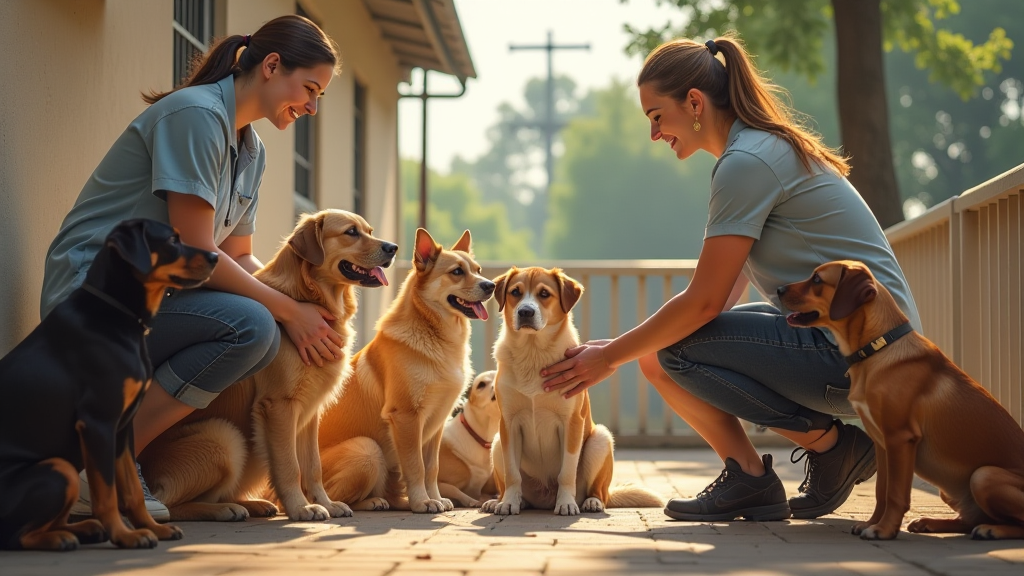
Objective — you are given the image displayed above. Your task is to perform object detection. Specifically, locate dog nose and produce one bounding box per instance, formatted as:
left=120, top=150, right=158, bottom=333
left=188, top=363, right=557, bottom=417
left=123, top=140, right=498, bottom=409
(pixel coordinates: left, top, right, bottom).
left=480, top=280, right=495, bottom=294
left=518, top=307, right=535, bottom=319
left=777, top=285, right=787, bottom=297
left=382, top=242, right=398, bottom=255
left=207, top=251, right=219, bottom=265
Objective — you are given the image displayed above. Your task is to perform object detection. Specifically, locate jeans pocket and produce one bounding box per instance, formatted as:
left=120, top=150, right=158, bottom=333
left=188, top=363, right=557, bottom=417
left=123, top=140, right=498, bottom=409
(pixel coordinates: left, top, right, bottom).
left=824, top=385, right=856, bottom=415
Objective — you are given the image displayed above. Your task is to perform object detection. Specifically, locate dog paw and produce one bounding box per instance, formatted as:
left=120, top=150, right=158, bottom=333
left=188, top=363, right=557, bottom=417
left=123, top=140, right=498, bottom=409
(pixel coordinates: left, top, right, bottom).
left=67, top=519, right=108, bottom=544
left=907, top=518, right=933, bottom=533
left=480, top=499, right=500, bottom=513
left=969, top=524, right=1017, bottom=540
left=495, top=500, right=521, bottom=516
left=851, top=521, right=872, bottom=536
left=112, top=528, right=159, bottom=549
left=239, top=500, right=277, bottom=518
left=411, top=499, right=447, bottom=514
left=366, top=497, right=390, bottom=511
left=438, top=497, right=454, bottom=512
left=289, top=504, right=330, bottom=521
left=554, top=500, right=580, bottom=516
left=581, top=497, right=605, bottom=513
left=860, top=524, right=898, bottom=540
left=324, top=501, right=353, bottom=518
left=216, top=503, right=251, bottom=522
left=152, top=524, right=184, bottom=541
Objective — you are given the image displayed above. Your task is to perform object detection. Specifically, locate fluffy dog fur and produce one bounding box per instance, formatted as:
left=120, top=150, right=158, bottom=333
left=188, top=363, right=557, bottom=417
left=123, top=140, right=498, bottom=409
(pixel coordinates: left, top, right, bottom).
left=482, top=267, right=664, bottom=516
left=317, top=228, right=495, bottom=513
left=779, top=260, right=1024, bottom=540
left=438, top=370, right=500, bottom=507
left=138, top=210, right=397, bottom=522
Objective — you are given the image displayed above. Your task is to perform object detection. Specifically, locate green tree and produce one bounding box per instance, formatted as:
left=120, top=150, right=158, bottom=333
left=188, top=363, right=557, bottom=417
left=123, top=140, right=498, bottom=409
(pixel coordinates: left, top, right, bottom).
left=623, top=0, right=1012, bottom=227
left=544, top=80, right=715, bottom=259
left=401, top=159, right=536, bottom=261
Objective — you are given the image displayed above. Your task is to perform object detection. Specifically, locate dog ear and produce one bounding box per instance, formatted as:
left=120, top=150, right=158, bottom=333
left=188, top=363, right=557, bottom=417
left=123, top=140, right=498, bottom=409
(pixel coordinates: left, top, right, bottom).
left=451, top=229, right=472, bottom=254
left=830, top=265, right=877, bottom=320
left=288, top=214, right=325, bottom=266
left=413, top=228, right=442, bottom=271
left=554, top=268, right=583, bottom=313
left=492, top=269, right=513, bottom=312
left=106, top=219, right=154, bottom=275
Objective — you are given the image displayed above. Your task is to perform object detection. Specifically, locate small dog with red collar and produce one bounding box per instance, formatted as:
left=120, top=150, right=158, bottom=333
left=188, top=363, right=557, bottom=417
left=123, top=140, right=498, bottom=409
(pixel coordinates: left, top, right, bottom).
left=437, top=370, right=500, bottom=507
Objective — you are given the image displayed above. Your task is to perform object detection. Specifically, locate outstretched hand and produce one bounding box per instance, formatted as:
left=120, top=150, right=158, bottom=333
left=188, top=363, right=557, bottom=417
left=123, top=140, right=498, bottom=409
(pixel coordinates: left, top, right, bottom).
left=541, top=339, right=616, bottom=398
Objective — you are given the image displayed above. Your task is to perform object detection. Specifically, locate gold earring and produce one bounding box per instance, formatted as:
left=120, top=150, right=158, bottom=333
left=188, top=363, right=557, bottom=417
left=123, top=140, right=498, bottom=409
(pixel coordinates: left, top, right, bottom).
left=693, top=119, right=701, bottom=132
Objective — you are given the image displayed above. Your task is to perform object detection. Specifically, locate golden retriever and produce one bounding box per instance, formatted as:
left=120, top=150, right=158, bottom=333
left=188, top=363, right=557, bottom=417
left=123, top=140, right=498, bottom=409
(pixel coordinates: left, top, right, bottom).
left=779, top=260, right=1024, bottom=540
left=482, top=266, right=664, bottom=515
left=138, top=209, right=397, bottom=521
left=317, top=228, right=494, bottom=513
left=437, top=370, right=500, bottom=507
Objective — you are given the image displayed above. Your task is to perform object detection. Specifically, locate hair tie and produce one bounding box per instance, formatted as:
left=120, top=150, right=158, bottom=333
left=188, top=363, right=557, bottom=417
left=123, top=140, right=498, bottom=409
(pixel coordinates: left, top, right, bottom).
left=242, top=34, right=251, bottom=47
left=705, top=39, right=719, bottom=56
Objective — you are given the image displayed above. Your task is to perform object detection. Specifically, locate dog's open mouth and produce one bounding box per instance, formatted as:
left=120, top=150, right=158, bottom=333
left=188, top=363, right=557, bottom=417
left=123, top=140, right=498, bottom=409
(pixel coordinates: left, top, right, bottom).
left=448, top=295, right=488, bottom=320
left=786, top=311, right=820, bottom=326
left=340, top=260, right=389, bottom=287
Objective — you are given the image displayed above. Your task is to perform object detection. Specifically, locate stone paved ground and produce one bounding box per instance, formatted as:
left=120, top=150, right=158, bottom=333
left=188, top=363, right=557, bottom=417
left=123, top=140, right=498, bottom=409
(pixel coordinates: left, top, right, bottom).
left=3, top=448, right=1022, bottom=575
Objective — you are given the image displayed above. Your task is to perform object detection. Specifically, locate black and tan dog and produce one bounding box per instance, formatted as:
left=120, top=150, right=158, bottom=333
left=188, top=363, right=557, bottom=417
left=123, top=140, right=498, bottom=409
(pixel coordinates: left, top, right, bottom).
left=779, top=260, right=1024, bottom=540
left=0, top=219, right=217, bottom=550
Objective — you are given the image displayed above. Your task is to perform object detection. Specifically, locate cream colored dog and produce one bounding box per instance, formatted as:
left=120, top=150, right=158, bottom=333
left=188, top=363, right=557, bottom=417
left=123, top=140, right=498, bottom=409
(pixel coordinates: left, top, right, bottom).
left=139, top=210, right=396, bottom=522
left=482, top=267, right=663, bottom=516
left=317, top=229, right=495, bottom=513
left=438, top=370, right=500, bottom=507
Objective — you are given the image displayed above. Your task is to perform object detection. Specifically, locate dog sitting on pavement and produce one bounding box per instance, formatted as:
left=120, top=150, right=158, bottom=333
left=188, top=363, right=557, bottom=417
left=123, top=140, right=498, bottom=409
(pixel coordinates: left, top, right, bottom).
left=438, top=370, right=500, bottom=507
left=0, top=219, right=215, bottom=550
left=482, top=266, right=664, bottom=516
left=779, top=260, right=1024, bottom=540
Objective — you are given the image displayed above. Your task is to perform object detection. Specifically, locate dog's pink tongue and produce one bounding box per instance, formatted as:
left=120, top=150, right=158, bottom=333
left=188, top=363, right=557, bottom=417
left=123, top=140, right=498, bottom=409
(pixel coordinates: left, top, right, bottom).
left=471, top=301, right=488, bottom=321
left=370, top=267, right=389, bottom=286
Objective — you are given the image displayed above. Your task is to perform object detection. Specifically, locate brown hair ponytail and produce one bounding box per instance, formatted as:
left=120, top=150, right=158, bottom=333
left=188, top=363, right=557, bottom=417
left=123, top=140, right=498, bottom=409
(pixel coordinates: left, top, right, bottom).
left=637, top=32, right=849, bottom=176
left=143, top=14, right=340, bottom=105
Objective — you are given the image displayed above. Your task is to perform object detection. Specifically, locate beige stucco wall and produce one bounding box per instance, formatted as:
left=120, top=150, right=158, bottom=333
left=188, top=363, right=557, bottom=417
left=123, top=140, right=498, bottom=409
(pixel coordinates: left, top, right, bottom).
left=0, top=0, right=405, bottom=354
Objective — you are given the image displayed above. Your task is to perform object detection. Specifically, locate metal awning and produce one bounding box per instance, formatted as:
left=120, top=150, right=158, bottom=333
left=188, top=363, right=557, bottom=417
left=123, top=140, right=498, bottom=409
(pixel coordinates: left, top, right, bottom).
left=363, top=0, right=476, bottom=83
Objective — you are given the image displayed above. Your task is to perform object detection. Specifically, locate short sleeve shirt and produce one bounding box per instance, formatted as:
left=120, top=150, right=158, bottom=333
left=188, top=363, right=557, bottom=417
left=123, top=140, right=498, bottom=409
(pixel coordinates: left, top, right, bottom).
left=706, top=119, right=922, bottom=333
left=40, top=75, right=266, bottom=318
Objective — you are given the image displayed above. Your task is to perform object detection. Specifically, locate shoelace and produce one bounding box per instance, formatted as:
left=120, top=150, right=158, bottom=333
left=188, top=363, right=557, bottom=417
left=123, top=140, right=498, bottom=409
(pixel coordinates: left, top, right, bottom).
left=790, top=447, right=819, bottom=494
left=696, top=468, right=733, bottom=499
left=135, top=462, right=161, bottom=502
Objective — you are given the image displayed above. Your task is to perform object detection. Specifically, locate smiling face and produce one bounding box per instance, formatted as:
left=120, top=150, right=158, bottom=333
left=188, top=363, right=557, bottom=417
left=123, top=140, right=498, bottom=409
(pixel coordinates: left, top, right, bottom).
left=639, top=83, right=701, bottom=160
left=494, top=267, right=583, bottom=333
left=285, top=210, right=398, bottom=288
left=412, top=229, right=495, bottom=321
left=260, top=57, right=335, bottom=130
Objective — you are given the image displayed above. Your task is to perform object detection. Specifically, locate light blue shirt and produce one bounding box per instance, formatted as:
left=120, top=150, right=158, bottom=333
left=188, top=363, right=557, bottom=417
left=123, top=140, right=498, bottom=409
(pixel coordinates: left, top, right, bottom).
left=706, top=119, right=922, bottom=333
left=41, top=75, right=265, bottom=318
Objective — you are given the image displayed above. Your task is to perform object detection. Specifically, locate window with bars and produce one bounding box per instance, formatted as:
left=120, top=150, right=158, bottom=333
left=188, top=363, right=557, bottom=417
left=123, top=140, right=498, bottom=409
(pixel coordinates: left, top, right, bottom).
left=294, top=4, right=318, bottom=216
left=172, top=0, right=214, bottom=87
left=353, top=79, right=367, bottom=216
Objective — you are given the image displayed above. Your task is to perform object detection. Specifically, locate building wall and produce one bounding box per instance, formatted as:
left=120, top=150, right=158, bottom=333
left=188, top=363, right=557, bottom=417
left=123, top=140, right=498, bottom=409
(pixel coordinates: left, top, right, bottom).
left=0, top=0, right=405, bottom=354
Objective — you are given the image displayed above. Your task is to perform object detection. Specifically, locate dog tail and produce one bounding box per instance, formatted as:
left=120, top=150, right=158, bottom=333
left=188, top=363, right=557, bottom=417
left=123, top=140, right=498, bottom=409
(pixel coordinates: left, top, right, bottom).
left=607, top=483, right=664, bottom=508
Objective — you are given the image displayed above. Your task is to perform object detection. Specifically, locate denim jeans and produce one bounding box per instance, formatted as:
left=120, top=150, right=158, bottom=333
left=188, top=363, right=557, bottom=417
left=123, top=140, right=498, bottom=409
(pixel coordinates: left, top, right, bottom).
left=146, top=288, right=280, bottom=409
left=657, top=302, right=854, bottom=433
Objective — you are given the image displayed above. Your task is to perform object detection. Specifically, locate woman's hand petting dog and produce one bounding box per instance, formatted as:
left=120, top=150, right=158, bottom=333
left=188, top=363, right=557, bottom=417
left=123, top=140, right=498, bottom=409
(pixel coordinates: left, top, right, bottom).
left=281, top=300, right=345, bottom=367
left=542, top=339, right=615, bottom=398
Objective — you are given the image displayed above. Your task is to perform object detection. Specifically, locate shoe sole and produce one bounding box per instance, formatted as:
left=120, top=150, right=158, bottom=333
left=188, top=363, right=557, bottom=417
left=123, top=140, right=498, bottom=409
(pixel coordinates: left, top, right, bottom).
left=790, top=445, right=878, bottom=520
left=664, top=501, right=792, bottom=522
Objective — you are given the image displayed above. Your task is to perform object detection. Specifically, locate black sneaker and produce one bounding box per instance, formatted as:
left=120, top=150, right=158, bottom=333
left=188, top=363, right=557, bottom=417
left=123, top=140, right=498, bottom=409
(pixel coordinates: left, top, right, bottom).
left=664, top=454, right=791, bottom=521
left=788, top=420, right=877, bottom=519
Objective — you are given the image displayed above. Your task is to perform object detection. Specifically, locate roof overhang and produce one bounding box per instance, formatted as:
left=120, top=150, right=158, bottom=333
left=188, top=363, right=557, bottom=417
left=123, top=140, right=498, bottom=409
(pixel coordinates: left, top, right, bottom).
left=363, top=0, right=476, bottom=84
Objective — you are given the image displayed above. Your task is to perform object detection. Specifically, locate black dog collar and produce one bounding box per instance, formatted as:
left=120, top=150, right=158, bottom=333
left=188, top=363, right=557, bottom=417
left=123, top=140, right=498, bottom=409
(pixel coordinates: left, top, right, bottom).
left=844, top=322, right=914, bottom=367
left=82, top=283, right=152, bottom=335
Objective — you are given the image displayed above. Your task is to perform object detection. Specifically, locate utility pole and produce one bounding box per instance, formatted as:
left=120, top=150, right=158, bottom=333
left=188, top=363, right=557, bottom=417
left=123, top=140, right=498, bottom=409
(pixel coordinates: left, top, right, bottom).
left=509, top=31, right=590, bottom=198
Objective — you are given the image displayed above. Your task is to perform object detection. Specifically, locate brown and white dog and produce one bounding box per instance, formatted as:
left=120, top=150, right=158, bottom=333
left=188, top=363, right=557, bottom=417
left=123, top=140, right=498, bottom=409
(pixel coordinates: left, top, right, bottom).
left=482, top=267, right=663, bottom=516
left=438, top=370, right=500, bottom=507
left=317, top=228, right=494, bottom=513
left=139, top=210, right=396, bottom=522
left=779, top=260, right=1024, bottom=540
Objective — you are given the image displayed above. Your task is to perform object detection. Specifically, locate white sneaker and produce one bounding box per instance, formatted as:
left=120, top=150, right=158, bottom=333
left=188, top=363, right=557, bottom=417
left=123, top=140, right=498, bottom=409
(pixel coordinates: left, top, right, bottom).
left=69, top=463, right=171, bottom=523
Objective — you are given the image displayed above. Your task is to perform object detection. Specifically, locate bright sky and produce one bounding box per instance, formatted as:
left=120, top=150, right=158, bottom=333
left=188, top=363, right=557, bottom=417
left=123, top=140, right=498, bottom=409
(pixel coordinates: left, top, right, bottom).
left=397, top=0, right=682, bottom=173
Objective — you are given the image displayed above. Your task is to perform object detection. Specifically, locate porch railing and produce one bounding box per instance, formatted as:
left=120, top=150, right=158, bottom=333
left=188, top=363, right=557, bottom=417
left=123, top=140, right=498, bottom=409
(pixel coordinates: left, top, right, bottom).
left=885, top=163, right=1024, bottom=426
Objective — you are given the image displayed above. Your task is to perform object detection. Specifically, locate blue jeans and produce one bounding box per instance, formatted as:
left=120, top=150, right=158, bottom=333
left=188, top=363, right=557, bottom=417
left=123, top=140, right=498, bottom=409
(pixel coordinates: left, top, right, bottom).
left=657, top=302, right=854, bottom=433
left=146, top=288, right=280, bottom=409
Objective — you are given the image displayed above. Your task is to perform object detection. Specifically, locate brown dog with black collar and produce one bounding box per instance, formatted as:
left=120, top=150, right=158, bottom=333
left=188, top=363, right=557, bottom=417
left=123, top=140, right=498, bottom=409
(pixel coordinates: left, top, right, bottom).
left=779, top=260, right=1024, bottom=540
